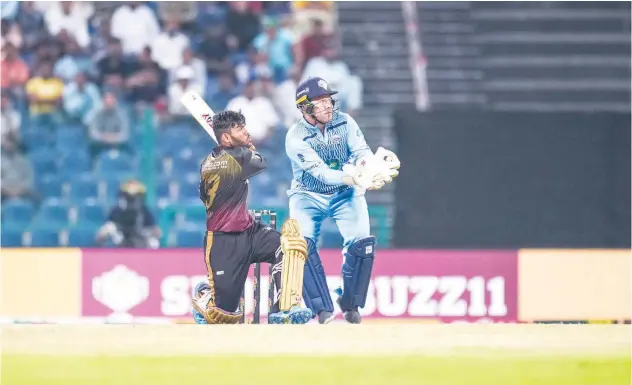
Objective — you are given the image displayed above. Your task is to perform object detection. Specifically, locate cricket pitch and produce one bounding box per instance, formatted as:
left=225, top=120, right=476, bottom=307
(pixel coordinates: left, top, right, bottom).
left=1, top=323, right=630, bottom=385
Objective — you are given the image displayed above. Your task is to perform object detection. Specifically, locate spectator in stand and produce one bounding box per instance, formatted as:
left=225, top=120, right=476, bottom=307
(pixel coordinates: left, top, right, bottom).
left=54, top=37, right=95, bottom=84
left=253, top=16, right=299, bottom=82
left=301, top=18, right=331, bottom=66
left=1, top=137, right=36, bottom=203
left=167, top=65, right=203, bottom=118
left=29, top=36, right=60, bottom=73
left=302, top=39, right=363, bottom=115
left=199, top=22, right=230, bottom=77
left=97, top=38, right=133, bottom=98
left=225, top=1, right=260, bottom=52
left=62, top=71, right=102, bottom=125
left=1, top=92, right=21, bottom=145
left=234, top=45, right=272, bottom=86
left=1, top=42, right=29, bottom=95
left=127, top=46, right=167, bottom=106
left=273, top=67, right=302, bottom=128
left=110, top=1, right=160, bottom=56
left=226, top=78, right=279, bottom=146
left=208, top=71, right=237, bottom=112
left=1, top=20, right=23, bottom=52
left=15, top=1, right=45, bottom=52
left=87, top=91, right=130, bottom=158
left=25, top=60, right=64, bottom=121
left=90, top=17, right=112, bottom=63
left=170, top=47, right=206, bottom=93
left=44, top=1, right=90, bottom=49
left=150, top=18, right=189, bottom=71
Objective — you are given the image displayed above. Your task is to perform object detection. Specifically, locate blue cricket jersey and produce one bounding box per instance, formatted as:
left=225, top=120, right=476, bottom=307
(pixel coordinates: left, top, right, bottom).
left=285, top=111, right=373, bottom=195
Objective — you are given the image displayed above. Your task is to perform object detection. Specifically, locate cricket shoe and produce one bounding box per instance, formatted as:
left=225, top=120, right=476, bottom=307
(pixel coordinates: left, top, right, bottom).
left=335, top=287, right=361, bottom=324
left=287, top=306, right=313, bottom=324
left=192, top=282, right=209, bottom=324
left=268, top=311, right=289, bottom=324
left=318, top=310, right=336, bottom=324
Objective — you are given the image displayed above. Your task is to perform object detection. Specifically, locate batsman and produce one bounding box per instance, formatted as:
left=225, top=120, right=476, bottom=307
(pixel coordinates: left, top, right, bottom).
left=286, top=77, right=400, bottom=324
left=191, top=110, right=313, bottom=324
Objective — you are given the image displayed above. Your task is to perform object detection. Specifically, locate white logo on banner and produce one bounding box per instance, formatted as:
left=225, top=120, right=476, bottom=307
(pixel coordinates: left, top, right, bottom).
left=92, top=265, right=149, bottom=320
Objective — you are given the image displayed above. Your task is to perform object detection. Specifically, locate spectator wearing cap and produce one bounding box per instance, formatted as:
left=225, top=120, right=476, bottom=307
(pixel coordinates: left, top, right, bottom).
left=170, top=47, right=206, bottom=93
left=226, top=78, right=279, bottom=146
left=150, top=18, right=189, bottom=71
left=44, top=1, right=91, bottom=49
left=62, top=71, right=102, bottom=125
left=1, top=42, right=29, bottom=94
left=87, top=91, right=130, bottom=158
left=110, top=1, right=160, bottom=56
left=226, top=1, right=261, bottom=52
left=253, top=15, right=299, bottom=82
left=302, top=39, right=363, bottom=115
left=167, top=65, right=203, bottom=118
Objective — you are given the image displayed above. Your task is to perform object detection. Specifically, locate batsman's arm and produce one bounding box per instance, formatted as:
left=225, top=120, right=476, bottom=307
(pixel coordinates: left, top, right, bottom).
left=231, top=146, right=267, bottom=181
left=286, top=135, right=359, bottom=186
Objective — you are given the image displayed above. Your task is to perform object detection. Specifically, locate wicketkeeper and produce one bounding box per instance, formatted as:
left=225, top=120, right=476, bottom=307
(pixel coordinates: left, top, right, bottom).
left=286, top=77, right=400, bottom=324
left=191, top=110, right=313, bottom=324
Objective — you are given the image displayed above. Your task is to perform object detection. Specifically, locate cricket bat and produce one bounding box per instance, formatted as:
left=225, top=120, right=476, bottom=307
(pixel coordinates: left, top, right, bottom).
left=180, top=90, right=218, bottom=144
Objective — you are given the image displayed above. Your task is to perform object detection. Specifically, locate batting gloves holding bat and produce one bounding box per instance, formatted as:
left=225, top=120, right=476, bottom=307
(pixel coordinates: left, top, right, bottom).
left=342, top=147, right=401, bottom=190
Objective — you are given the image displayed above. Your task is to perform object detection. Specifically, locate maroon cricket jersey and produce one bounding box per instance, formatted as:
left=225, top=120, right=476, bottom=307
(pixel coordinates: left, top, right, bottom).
left=199, top=145, right=267, bottom=232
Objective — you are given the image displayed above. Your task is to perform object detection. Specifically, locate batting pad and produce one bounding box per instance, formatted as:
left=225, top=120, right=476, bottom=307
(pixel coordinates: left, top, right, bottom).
left=302, top=238, right=334, bottom=314
left=279, top=219, right=308, bottom=311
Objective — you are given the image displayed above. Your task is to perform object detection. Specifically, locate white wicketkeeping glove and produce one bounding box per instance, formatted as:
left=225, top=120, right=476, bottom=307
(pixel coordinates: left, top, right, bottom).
left=375, top=147, right=400, bottom=178
left=342, top=162, right=380, bottom=189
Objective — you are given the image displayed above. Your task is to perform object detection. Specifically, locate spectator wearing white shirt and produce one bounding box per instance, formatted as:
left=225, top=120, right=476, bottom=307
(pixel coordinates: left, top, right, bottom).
left=151, top=19, right=189, bottom=71
left=169, top=47, right=206, bottom=93
left=110, top=2, right=160, bottom=56
left=44, top=1, right=90, bottom=48
left=226, top=79, right=279, bottom=145
left=167, top=65, right=203, bottom=118
left=301, top=40, right=363, bottom=115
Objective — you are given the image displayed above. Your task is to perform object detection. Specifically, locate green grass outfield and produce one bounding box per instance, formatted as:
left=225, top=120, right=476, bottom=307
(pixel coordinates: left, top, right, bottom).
left=3, top=354, right=630, bottom=385
left=1, top=324, right=630, bottom=385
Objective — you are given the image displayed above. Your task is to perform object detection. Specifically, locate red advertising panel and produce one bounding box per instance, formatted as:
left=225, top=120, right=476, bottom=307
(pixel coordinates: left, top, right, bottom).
left=81, top=249, right=518, bottom=323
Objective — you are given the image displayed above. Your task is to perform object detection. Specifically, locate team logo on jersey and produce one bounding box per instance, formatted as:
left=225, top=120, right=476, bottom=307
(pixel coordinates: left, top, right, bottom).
left=331, top=135, right=342, bottom=144
left=326, top=159, right=341, bottom=170
left=318, top=79, right=328, bottom=90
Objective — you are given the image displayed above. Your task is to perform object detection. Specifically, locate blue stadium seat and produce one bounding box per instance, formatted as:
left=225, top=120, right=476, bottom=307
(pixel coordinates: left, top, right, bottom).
left=67, top=226, right=99, bottom=247
left=159, top=130, right=193, bottom=157
left=157, top=177, right=174, bottom=201
left=27, top=227, right=60, bottom=247
left=68, top=175, right=99, bottom=201
left=172, top=153, right=201, bottom=174
left=37, top=173, right=63, bottom=199
left=174, top=228, right=204, bottom=247
left=32, top=199, right=70, bottom=228
left=56, top=125, right=87, bottom=153
left=96, top=149, right=136, bottom=175
left=58, top=149, right=91, bottom=176
left=1, top=227, right=23, bottom=246
left=177, top=174, right=200, bottom=202
left=75, top=201, right=107, bottom=225
left=2, top=199, right=35, bottom=229
left=28, top=149, right=56, bottom=175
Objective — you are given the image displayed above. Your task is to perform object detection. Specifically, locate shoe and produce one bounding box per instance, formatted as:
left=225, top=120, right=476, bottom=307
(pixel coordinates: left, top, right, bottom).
left=268, top=311, right=289, bottom=324
left=192, top=282, right=209, bottom=324
left=335, top=289, right=361, bottom=324
left=287, top=306, right=313, bottom=324
left=318, top=310, right=335, bottom=324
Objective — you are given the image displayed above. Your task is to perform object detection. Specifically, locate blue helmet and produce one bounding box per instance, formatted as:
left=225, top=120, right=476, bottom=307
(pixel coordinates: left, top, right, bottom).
left=295, top=77, right=338, bottom=114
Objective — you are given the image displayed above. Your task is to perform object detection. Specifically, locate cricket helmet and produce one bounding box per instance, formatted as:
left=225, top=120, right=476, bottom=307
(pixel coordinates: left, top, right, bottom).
left=295, top=77, right=338, bottom=115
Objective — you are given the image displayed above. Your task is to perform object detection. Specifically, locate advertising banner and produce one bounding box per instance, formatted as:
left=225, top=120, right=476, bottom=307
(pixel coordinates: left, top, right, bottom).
left=81, top=248, right=518, bottom=323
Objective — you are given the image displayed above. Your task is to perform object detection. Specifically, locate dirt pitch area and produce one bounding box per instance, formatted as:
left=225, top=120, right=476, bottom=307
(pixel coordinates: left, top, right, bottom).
left=1, top=323, right=629, bottom=357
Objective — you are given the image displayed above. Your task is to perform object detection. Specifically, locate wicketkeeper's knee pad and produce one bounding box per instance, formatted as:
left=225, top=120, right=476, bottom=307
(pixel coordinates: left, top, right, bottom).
left=302, top=237, right=334, bottom=315
left=340, top=236, right=376, bottom=310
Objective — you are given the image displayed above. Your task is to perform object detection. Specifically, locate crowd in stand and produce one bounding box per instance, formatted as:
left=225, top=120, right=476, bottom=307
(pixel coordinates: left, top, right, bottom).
left=0, top=1, right=363, bottom=247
